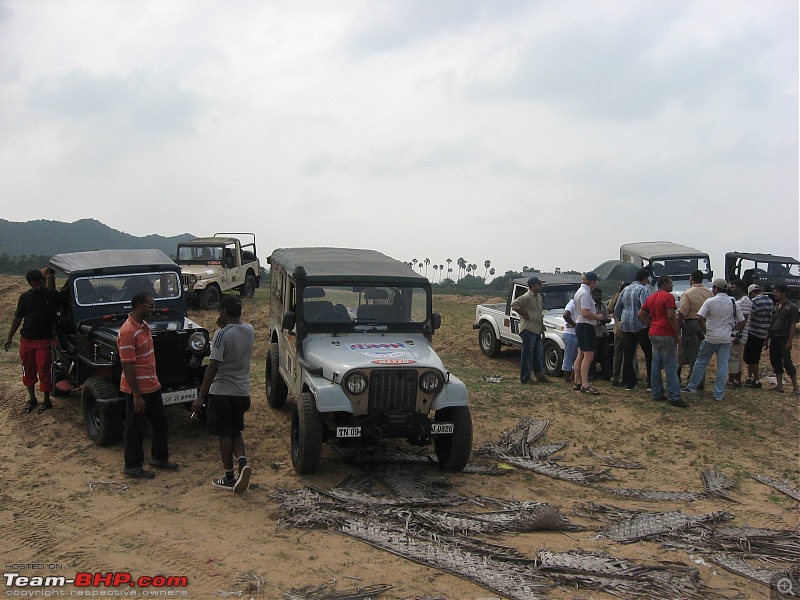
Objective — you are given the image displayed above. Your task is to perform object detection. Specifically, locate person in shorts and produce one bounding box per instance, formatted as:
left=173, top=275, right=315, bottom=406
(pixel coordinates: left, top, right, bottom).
left=194, top=295, right=255, bottom=493
left=572, top=272, right=605, bottom=394
left=743, top=284, right=772, bottom=388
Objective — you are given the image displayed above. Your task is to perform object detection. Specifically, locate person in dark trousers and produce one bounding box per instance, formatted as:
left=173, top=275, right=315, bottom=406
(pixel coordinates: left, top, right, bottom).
left=194, top=295, right=255, bottom=493
left=5, top=269, right=63, bottom=413
left=765, top=284, right=799, bottom=394
left=119, top=291, right=178, bottom=479
left=614, top=268, right=653, bottom=391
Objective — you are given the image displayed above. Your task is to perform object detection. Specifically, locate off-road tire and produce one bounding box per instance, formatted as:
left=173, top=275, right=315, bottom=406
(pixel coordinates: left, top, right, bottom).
left=82, top=376, right=122, bottom=446
left=433, top=405, right=473, bottom=472
left=291, top=392, right=322, bottom=475
left=543, top=338, right=564, bottom=377
left=240, top=274, right=256, bottom=298
left=199, top=284, right=220, bottom=310
left=478, top=322, right=501, bottom=357
left=265, top=342, right=288, bottom=408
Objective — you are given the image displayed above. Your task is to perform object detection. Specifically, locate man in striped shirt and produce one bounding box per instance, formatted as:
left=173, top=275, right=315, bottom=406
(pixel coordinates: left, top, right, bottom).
left=743, top=284, right=773, bottom=389
left=119, top=292, right=178, bottom=479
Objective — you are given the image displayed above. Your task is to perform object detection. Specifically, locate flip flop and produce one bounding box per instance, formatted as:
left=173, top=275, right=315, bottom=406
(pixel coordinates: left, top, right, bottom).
left=572, top=383, right=582, bottom=391
left=38, top=402, right=53, bottom=414
left=581, top=386, right=600, bottom=395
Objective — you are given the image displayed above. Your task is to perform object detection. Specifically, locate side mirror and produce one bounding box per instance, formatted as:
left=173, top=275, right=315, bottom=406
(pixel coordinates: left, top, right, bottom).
left=281, top=311, right=296, bottom=331
left=430, top=312, right=442, bottom=331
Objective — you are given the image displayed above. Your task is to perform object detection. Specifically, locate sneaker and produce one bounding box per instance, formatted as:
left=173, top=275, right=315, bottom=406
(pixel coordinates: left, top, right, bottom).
left=646, top=387, right=652, bottom=393
left=124, top=467, right=155, bottom=479
left=234, top=465, right=251, bottom=495
left=744, top=378, right=754, bottom=386
left=668, top=399, right=690, bottom=408
left=211, top=476, right=235, bottom=490
left=652, top=396, right=666, bottom=402
left=624, top=386, right=636, bottom=391
left=680, top=385, right=697, bottom=395
left=535, top=375, right=551, bottom=384
left=38, top=400, right=53, bottom=414
left=149, top=459, right=179, bottom=470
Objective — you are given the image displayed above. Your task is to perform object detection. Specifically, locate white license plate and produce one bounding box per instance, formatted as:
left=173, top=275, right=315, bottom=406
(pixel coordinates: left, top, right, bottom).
left=336, top=426, right=362, bottom=438
left=431, top=422, right=454, bottom=434
left=162, top=388, right=198, bottom=406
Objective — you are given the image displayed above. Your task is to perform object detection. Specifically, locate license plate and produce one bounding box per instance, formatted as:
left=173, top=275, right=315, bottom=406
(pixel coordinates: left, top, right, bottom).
left=162, top=388, right=198, bottom=406
left=336, top=426, right=361, bottom=438
left=431, top=422, right=454, bottom=434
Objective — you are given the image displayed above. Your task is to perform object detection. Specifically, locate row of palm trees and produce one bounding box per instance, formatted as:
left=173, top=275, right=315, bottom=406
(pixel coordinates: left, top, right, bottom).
left=404, top=257, right=496, bottom=283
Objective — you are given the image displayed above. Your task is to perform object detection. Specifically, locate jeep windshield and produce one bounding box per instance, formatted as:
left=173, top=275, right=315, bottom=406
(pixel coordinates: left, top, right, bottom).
left=541, top=285, right=580, bottom=311
left=300, top=284, right=429, bottom=331
left=176, top=245, right=224, bottom=263
left=72, top=272, right=181, bottom=307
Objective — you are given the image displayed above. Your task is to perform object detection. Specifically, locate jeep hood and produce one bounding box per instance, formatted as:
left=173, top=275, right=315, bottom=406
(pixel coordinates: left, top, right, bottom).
left=303, top=334, right=446, bottom=374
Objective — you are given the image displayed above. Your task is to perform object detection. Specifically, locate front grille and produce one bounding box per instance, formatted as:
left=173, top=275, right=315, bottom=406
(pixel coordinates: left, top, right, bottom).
left=181, top=275, right=191, bottom=288
left=154, top=332, right=187, bottom=385
left=368, top=370, right=417, bottom=413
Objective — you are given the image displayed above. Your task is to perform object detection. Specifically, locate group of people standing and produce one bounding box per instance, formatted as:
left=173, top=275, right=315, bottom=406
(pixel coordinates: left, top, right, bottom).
left=6, top=271, right=256, bottom=494
left=513, top=268, right=798, bottom=404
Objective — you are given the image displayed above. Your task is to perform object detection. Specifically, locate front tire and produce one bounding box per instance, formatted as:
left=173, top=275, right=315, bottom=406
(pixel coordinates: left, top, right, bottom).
left=291, top=392, right=322, bottom=475
left=199, top=285, right=220, bottom=310
left=240, top=274, right=256, bottom=298
left=82, top=376, right=122, bottom=446
left=479, top=323, right=501, bottom=357
left=433, top=406, right=472, bottom=472
left=265, top=342, right=288, bottom=408
left=543, top=338, right=564, bottom=377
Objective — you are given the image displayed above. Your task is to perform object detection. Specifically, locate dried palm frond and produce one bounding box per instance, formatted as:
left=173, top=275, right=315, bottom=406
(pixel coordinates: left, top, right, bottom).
left=752, top=474, right=800, bottom=502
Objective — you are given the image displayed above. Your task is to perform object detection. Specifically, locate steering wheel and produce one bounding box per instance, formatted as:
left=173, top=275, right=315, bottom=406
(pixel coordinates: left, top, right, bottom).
left=311, top=310, right=351, bottom=323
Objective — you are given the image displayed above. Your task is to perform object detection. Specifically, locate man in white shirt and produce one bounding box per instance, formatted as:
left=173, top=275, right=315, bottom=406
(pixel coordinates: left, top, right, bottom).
left=572, top=272, right=608, bottom=395
left=682, top=279, right=745, bottom=401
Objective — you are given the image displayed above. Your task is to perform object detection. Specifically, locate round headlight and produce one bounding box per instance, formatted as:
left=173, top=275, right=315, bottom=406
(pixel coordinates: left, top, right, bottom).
left=419, top=370, right=443, bottom=394
left=188, top=275, right=198, bottom=284
left=188, top=331, right=208, bottom=352
left=344, top=372, right=368, bottom=395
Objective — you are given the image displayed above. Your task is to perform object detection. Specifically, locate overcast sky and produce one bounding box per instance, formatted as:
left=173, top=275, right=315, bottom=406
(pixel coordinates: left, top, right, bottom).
left=1, top=1, right=797, bottom=279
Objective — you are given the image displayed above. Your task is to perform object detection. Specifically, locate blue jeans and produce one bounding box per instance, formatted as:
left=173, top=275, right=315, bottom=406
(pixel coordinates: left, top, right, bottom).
left=520, top=329, right=544, bottom=382
left=562, top=333, right=578, bottom=372
left=650, top=336, right=681, bottom=402
left=687, top=340, right=731, bottom=400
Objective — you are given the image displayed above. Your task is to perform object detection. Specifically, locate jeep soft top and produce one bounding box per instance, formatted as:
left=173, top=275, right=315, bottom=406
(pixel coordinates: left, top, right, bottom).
left=269, top=247, right=425, bottom=284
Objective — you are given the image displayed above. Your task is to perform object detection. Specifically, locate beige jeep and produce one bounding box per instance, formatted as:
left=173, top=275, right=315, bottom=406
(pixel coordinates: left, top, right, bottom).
left=176, top=233, right=260, bottom=309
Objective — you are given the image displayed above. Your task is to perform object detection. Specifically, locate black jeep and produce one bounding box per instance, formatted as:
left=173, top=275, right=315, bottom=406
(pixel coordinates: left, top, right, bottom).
left=49, top=249, right=210, bottom=445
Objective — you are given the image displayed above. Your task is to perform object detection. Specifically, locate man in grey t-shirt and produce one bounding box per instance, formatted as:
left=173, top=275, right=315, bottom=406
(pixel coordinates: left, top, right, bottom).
left=194, top=295, right=255, bottom=493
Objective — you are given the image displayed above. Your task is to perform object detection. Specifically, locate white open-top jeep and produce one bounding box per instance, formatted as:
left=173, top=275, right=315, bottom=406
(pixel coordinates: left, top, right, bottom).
left=265, top=247, right=472, bottom=475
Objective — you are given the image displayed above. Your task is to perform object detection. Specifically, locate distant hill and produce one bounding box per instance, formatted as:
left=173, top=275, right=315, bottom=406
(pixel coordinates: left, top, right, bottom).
left=0, top=219, right=194, bottom=258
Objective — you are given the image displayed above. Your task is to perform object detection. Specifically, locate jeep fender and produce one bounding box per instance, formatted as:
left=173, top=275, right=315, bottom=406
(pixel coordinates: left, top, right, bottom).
left=302, top=372, right=353, bottom=413
left=544, top=331, right=566, bottom=350
left=430, top=372, right=469, bottom=411
left=478, top=316, right=500, bottom=340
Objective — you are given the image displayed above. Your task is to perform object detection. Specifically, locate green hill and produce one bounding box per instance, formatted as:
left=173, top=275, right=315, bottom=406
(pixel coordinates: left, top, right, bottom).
left=0, top=218, right=194, bottom=257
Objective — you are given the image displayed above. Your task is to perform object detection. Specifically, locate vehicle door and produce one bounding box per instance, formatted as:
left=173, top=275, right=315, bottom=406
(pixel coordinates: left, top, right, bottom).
left=222, top=243, right=240, bottom=289
left=508, top=283, right=527, bottom=339
left=280, top=279, right=300, bottom=390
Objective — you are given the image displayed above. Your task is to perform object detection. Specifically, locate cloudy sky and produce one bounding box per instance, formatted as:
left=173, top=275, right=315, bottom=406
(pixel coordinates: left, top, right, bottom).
left=1, top=0, right=797, bottom=279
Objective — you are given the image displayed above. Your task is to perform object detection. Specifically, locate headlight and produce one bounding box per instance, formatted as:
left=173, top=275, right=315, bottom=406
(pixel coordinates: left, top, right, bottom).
left=188, top=331, right=208, bottom=352
left=188, top=275, right=198, bottom=284
left=344, top=372, right=368, bottom=395
left=419, top=370, right=443, bottom=394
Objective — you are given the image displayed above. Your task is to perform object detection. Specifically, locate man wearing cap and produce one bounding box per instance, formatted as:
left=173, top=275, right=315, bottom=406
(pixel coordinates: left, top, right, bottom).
left=194, top=295, right=255, bottom=492
left=614, top=268, right=653, bottom=391
left=677, top=270, right=712, bottom=387
left=573, top=271, right=607, bottom=394
left=682, top=279, right=745, bottom=401
left=743, top=284, right=772, bottom=388
left=511, top=276, right=550, bottom=384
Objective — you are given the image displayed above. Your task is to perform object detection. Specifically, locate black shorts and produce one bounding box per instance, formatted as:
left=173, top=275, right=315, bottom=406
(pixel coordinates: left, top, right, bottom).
left=206, top=394, right=251, bottom=437
left=575, top=323, right=597, bottom=352
left=743, top=335, right=765, bottom=365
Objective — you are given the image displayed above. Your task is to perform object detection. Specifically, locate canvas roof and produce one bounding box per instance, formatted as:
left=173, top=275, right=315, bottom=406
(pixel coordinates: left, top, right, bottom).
left=620, top=241, right=708, bottom=259
left=269, top=247, right=426, bottom=284
left=179, top=237, right=238, bottom=246
left=49, top=249, right=177, bottom=275
left=512, top=272, right=584, bottom=287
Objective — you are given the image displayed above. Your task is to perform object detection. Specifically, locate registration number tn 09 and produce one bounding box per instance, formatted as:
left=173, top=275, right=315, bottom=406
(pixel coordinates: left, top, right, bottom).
left=336, top=426, right=362, bottom=438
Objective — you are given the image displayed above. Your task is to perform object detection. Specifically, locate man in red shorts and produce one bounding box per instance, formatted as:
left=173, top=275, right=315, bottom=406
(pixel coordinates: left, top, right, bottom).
left=4, top=269, right=64, bottom=414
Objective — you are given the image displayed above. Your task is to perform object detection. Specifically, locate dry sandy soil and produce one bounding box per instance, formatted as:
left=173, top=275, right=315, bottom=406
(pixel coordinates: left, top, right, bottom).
left=1, top=278, right=798, bottom=599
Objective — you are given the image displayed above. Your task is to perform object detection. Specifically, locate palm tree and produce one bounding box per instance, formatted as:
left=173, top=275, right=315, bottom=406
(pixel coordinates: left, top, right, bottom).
left=424, top=258, right=430, bottom=278
left=412, top=258, right=418, bottom=269
left=432, top=264, right=438, bottom=281
left=447, top=267, right=453, bottom=281
left=446, top=258, right=452, bottom=278
left=439, top=264, right=444, bottom=283
left=489, top=267, right=495, bottom=278
left=457, top=257, right=466, bottom=281
left=484, top=259, right=491, bottom=280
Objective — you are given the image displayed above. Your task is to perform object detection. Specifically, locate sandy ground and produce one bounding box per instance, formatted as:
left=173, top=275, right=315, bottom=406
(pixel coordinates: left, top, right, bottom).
left=1, top=280, right=798, bottom=599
